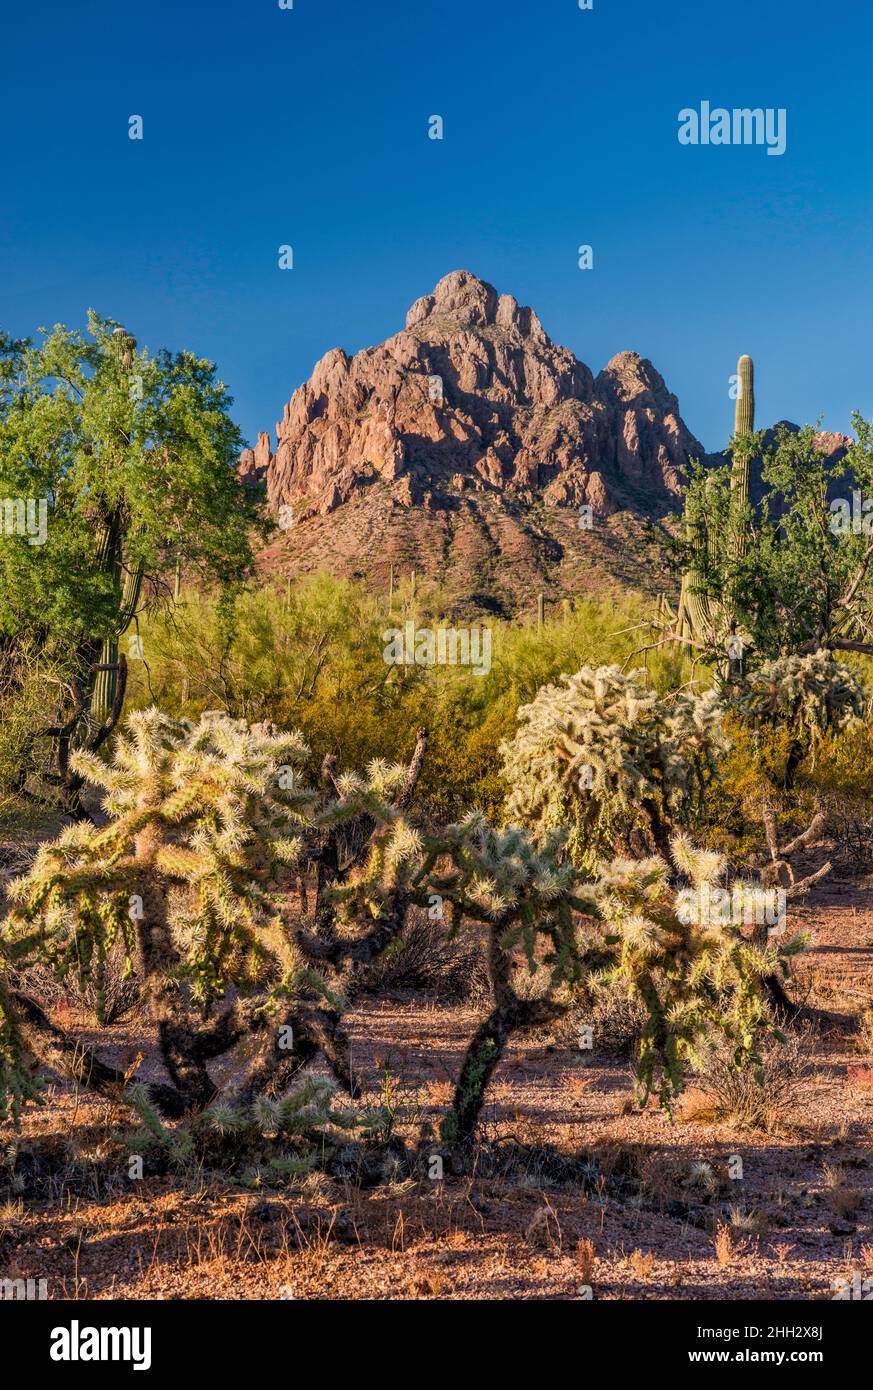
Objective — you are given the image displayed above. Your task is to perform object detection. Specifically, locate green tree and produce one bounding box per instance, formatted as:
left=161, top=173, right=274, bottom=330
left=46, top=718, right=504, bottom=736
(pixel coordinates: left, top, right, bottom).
left=0, top=313, right=261, bottom=810
left=674, top=422, right=873, bottom=666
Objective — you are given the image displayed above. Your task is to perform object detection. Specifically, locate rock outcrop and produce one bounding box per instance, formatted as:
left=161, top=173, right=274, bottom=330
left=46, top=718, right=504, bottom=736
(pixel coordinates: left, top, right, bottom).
left=244, top=270, right=706, bottom=525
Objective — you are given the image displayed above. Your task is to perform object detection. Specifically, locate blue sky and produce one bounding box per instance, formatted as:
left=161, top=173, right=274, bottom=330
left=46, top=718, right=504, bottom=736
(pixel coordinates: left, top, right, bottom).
left=2, top=0, right=872, bottom=452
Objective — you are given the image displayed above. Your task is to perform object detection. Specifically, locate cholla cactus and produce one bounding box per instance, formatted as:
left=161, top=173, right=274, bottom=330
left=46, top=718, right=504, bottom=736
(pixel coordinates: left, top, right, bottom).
left=1, top=705, right=811, bottom=1174
left=592, top=834, right=806, bottom=1109
left=730, top=650, right=865, bottom=789
left=731, top=650, right=865, bottom=743
left=426, top=817, right=806, bottom=1148
left=500, top=666, right=724, bottom=865
left=0, top=708, right=431, bottom=1126
left=125, top=1074, right=360, bottom=1181
left=2, top=709, right=315, bottom=1116
left=425, top=816, right=589, bottom=1146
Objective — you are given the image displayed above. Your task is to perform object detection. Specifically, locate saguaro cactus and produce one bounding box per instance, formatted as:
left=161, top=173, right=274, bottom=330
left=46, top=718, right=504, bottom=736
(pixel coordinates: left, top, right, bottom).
left=677, top=474, right=720, bottom=646
left=90, top=558, right=144, bottom=721
left=730, top=353, right=754, bottom=520
left=726, top=353, right=755, bottom=631
left=678, top=354, right=755, bottom=652
left=733, top=353, right=755, bottom=438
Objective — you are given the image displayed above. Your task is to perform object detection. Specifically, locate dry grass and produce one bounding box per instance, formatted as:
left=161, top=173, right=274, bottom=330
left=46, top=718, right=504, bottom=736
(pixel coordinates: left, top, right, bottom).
left=714, top=1221, right=749, bottom=1268
left=628, top=1247, right=655, bottom=1280
left=574, top=1237, right=597, bottom=1283
left=821, top=1164, right=865, bottom=1220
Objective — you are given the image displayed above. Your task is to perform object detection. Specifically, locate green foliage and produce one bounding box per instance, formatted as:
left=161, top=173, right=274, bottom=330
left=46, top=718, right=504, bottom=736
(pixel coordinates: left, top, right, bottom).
left=0, top=313, right=257, bottom=649
left=676, top=420, right=873, bottom=663
left=0, top=639, right=63, bottom=814
left=0, top=314, right=262, bottom=798
left=126, top=579, right=690, bottom=820
left=500, top=665, right=724, bottom=866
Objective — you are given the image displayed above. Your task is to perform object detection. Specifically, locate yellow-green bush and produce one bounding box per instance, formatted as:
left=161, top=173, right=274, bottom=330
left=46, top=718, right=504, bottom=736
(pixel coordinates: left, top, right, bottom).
left=125, top=578, right=692, bottom=819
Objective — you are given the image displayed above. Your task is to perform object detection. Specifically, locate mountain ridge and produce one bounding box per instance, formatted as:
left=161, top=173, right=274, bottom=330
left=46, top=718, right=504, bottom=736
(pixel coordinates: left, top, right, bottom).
left=239, top=271, right=850, bottom=618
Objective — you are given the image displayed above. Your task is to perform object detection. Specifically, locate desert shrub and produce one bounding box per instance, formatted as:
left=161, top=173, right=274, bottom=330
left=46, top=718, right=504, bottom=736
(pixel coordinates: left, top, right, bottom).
left=500, top=665, right=724, bottom=867
left=0, top=641, right=67, bottom=816
left=365, top=908, right=486, bottom=1001
left=820, top=1163, right=865, bottom=1220
left=14, top=933, right=139, bottom=1026
left=804, top=716, right=873, bottom=869
left=693, top=1026, right=814, bottom=1133
left=492, top=598, right=690, bottom=707
left=124, top=1075, right=363, bottom=1184
left=697, top=700, right=873, bottom=868
left=577, top=977, right=648, bottom=1059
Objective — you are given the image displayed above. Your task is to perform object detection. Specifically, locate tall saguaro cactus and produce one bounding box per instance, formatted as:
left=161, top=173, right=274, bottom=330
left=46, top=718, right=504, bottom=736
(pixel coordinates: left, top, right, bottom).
left=730, top=353, right=754, bottom=521
left=734, top=354, right=755, bottom=437
left=90, top=554, right=144, bottom=721
left=678, top=354, right=756, bottom=654
left=677, top=474, right=720, bottom=646
left=725, top=353, right=755, bottom=642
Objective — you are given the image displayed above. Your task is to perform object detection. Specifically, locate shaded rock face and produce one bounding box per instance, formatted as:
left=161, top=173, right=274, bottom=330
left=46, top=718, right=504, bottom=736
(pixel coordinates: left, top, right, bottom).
left=244, top=270, right=706, bottom=523
left=707, top=420, right=854, bottom=508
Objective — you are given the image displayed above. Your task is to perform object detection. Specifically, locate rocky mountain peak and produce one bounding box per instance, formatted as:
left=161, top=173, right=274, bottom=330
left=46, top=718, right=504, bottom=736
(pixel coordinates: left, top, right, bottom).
left=405, top=270, right=547, bottom=343
left=241, top=271, right=706, bottom=527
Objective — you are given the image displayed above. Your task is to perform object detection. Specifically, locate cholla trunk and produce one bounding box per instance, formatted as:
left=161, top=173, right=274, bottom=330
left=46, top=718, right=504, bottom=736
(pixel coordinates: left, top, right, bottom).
left=448, top=920, right=517, bottom=1145
left=133, top=820, right=214, bottom=1109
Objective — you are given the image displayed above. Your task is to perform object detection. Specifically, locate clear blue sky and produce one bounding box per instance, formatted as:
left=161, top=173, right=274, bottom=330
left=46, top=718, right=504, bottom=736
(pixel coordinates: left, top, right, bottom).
left=2, top=0, right=872, bottom=453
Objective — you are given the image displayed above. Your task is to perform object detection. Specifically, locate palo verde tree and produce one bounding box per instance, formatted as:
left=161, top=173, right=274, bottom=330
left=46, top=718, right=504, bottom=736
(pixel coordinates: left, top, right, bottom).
left=0, top=314, right=261, bottom=811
